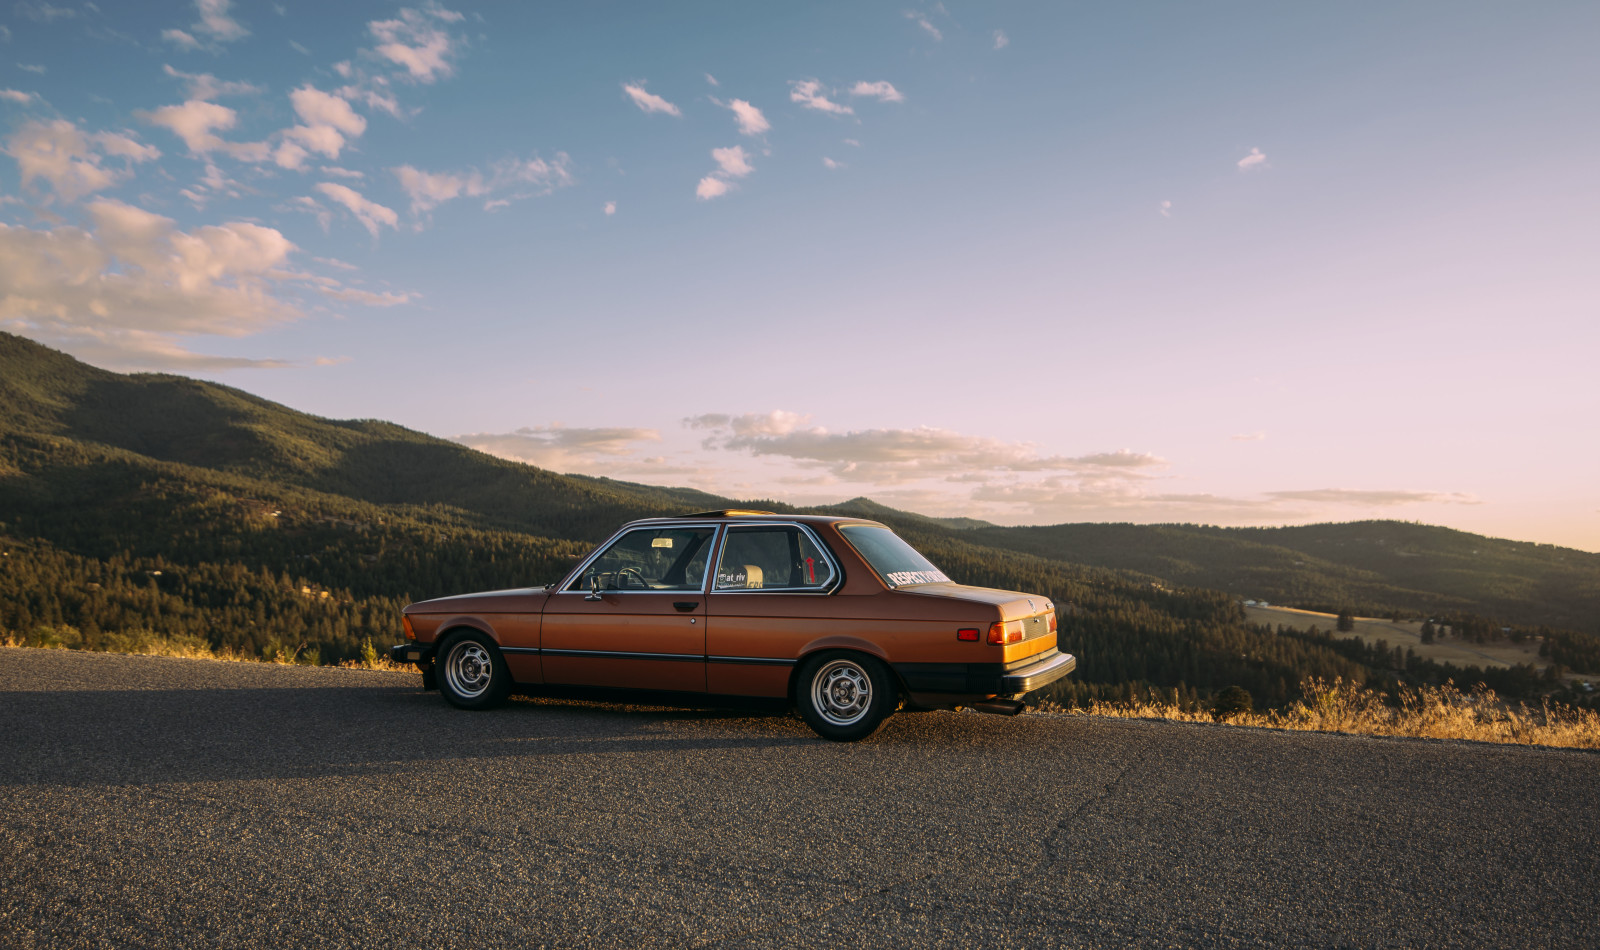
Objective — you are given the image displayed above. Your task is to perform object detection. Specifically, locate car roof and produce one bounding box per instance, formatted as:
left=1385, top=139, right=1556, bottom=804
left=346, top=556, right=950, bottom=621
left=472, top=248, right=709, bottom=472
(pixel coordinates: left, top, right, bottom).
left=622, top=510, right=884, bottom=528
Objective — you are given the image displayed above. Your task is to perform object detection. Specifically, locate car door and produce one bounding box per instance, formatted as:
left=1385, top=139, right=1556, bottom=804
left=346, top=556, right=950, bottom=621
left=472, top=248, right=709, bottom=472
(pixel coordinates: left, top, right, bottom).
left=540, top=524, right=717, bottom=692
left=705, top=523, right=841, bottom=697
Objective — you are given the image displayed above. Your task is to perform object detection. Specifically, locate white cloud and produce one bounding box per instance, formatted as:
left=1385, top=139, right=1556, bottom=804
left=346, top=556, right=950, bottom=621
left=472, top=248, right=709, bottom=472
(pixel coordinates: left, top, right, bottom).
left=368, top=6, right=460, bottom=83
left=93, top=131, right=162, bottom=163
left=843, top=138, right=860, bottom=147
left=905, top=11, right=942, bottom=41
left=316, top=286, right=415, bottom=306
left=704, top=73, right=719, bottom=87
left=453, top=424, right=662, bottom=473
left=314, top=182, right=398, bottom=236
left=993, top=29, right=1009, bottom=50
left=849, top=81, right=903, bottom=103
left=140, top=100, right=270, bottom=162
left=193, top=0, right=248, bottom=42
left=1237, top=147, right=1267, bottom=170
left=3, top=120, right=160, bottom=202
left=603, top=200, right=616, bottom=215
left=711, top=145, right=753, bottom=178
left=622, top=82, right=681, bottom=116
left=161, top=65, right=264, bottom=100
left=720, top=98, right=769, bottom=136
left=0, top=199, right=325, bottom=369
left=335, top=79, right=404, bottom=120
left=272, top=142, right=309, bottom=171
left=163, top=0, right=247, bottom=50
left=789, top=79, right=852, bottom=115
left=0, top=88, right=37, bottom=103
left=1160, top=200, right=1172, bottom=217
left=162, top=29, right=200, bottom=50
left=822, top=157, right=843, bottom=170
left=685, top=411, right=1167, bottom=484
left=180, top=162, right=243, bottom=208
left=1231, top=431, right=1265, bottom=441
left=696, top=145, right=753, bottom=200
left=394, top=165, right=471, bottom=214
left=17, top=64, right=47, bottom=74
left=287, top=194, right=331, bottom=230
left=393, top=153, right=574, bottom=217
left=276, top=85, right=368, bottom=167
left=695, top=176, right=729, bottom=200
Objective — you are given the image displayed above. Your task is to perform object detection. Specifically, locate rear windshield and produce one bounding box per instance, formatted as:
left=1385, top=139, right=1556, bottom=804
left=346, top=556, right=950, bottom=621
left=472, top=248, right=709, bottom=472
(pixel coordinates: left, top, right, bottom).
left=838, top=524, right=951, bottom=588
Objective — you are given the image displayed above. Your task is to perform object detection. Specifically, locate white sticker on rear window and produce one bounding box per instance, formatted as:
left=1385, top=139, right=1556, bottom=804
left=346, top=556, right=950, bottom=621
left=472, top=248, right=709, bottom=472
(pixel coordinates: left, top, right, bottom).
left=885, top=570, right=950, bottom=587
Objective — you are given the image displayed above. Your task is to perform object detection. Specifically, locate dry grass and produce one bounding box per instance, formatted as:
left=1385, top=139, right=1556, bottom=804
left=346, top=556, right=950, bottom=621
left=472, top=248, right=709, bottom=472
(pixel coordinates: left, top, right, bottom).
left=0, top=628, right=409, bottom=672
left=1043, top=678, right=1600, bottom=751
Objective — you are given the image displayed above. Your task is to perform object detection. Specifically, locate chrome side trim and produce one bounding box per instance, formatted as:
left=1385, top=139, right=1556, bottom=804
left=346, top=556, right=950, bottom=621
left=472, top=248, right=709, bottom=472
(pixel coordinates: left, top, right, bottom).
left=499, top=646, right=542, bottom=656
left=706, top=655, right=797, bottom=667
left=541, top=648, right=704, bottom=663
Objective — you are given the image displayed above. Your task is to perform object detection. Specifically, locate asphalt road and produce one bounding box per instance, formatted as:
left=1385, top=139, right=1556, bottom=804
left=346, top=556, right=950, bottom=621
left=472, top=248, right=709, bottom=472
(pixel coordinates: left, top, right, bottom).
left=2, top=649, right=1597, bottom=949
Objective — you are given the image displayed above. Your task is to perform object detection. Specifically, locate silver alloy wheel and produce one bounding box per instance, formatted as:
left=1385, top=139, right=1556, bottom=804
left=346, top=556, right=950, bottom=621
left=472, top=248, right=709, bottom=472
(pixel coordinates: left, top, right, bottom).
left=811, top=658, right=873, bottom=726
left=444, top=640, right=494, bottom=699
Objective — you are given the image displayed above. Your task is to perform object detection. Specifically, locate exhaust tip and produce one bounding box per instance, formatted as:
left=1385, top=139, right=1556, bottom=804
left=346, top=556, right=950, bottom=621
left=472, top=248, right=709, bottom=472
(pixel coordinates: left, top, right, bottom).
left=970, top=698, right=1025, bottom=717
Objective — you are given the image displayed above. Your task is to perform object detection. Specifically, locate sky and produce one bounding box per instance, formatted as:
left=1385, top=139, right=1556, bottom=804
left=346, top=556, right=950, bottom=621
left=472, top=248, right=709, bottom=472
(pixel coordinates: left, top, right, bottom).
left=2, top=1, right=1597, bottom=551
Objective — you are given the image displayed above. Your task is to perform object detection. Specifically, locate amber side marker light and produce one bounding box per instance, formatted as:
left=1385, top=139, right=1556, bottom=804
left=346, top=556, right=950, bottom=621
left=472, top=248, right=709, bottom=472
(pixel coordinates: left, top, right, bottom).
left=957, top=628, right=980, bottom=642
left=988, top=621, right=1022, bottom=645
left=403, top=615, right=416, bottom=641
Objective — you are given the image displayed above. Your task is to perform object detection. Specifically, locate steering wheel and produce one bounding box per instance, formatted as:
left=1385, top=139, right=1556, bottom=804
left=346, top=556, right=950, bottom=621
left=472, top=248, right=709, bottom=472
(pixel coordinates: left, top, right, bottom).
left=618, top=567, right=649, bottom=589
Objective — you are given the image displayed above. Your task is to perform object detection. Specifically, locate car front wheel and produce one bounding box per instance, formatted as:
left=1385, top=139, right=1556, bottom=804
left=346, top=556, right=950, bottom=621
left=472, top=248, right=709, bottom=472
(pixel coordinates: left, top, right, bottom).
left=437, top=630, right=511, bottom=710
left=796, top=651, right=896, bottom=741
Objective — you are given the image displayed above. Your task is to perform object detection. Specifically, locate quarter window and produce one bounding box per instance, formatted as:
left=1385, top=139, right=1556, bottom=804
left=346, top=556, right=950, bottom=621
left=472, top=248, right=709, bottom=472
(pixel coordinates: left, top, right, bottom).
left=714, top=525, right=836, bottom=591
left=568, top=526, right=716, bottom=592
left=837, top=524, right=951, bottom=588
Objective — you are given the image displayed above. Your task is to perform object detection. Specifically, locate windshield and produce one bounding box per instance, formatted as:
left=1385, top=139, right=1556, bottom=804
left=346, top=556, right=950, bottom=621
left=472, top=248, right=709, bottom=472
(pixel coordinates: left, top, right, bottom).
left=838, top=524, right=951, bottom=588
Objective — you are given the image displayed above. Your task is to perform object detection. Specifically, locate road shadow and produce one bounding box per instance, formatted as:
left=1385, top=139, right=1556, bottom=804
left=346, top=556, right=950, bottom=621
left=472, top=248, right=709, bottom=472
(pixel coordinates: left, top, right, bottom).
left=0, top=678, right=822, bottom=789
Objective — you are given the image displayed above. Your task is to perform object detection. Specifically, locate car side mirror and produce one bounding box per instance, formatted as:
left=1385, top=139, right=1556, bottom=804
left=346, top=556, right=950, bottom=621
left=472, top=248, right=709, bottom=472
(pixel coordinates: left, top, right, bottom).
left=585, top=574, right=603, bottom=601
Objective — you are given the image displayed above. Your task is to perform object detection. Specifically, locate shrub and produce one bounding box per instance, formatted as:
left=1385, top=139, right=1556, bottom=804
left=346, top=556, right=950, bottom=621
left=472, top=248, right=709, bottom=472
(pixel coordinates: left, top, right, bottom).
left=1213, top=685, right=1254, bottom=720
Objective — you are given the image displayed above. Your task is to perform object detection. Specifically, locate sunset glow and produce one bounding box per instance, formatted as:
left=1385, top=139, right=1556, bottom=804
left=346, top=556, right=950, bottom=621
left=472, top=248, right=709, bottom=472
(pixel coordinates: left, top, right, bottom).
left=2, top=1, right=1596, bottom=549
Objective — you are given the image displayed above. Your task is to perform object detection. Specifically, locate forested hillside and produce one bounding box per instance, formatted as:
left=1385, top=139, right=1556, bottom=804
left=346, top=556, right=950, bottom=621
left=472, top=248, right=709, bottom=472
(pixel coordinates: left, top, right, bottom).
left=964, top=521, right=1600, bottom=630
left=2, top=331, right=1595, bottom=709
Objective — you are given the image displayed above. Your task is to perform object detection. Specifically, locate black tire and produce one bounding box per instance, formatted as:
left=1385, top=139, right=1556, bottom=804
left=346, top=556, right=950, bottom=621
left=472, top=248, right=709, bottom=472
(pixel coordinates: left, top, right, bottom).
left=795, top=651, right=897, bottom=741
left=436, top=630, right=511, bottom=710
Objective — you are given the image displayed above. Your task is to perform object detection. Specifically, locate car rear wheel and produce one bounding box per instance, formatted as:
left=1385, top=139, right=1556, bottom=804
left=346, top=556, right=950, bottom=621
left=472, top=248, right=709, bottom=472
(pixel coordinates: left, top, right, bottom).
left=796, top=651, right=896, bottom=741
left=437, top=630, right=511, bottom=710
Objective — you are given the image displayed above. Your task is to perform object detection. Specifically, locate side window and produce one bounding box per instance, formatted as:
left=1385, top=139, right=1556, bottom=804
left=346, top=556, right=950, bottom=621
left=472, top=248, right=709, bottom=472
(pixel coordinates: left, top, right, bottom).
left=568, top=527, right=716, bottom=592
left=714, top=526, right=836, bottom=591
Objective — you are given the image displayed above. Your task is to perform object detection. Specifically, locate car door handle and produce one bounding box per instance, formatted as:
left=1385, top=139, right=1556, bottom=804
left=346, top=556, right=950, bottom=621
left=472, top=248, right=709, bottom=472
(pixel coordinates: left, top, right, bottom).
left=674, top=601, right=700, bottom=612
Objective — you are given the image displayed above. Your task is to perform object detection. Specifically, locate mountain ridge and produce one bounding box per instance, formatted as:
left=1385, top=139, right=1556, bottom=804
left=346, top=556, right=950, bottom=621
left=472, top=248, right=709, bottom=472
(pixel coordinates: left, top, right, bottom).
left=2, top=330, right=1595, bottom=636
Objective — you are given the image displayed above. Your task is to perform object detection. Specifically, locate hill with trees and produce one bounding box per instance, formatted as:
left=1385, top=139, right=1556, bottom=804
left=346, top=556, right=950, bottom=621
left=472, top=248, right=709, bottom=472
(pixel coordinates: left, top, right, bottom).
left=2, top=331, right=1595, bottom=710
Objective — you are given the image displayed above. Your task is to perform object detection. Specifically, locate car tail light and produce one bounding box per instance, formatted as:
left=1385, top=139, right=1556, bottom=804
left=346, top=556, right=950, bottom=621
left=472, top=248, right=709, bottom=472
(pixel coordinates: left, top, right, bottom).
left=403, top=615, right=416, bottom=641
left=988, top=622, right=1022, bottom=645
left=957, top=628, right=980, bottom=642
